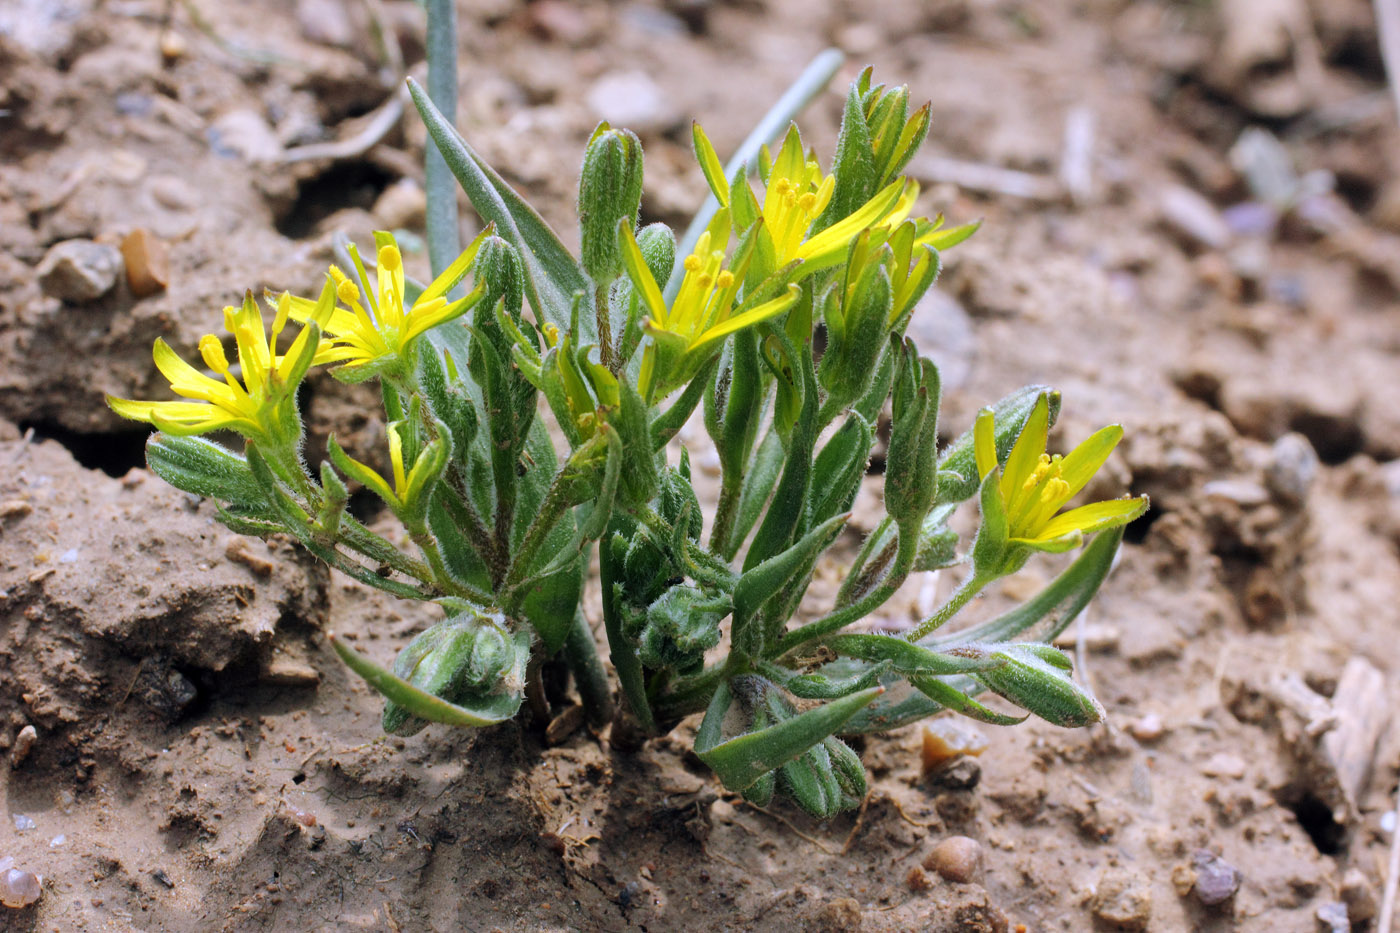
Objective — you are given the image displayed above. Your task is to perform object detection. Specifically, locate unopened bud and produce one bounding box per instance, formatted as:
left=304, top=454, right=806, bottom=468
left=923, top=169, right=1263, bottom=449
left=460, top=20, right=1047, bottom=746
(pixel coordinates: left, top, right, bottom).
left=578, top=124, right=644, bottom=284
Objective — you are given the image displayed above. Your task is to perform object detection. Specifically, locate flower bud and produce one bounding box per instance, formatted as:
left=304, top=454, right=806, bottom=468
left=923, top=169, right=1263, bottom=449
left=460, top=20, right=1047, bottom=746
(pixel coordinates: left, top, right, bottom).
left=975, top=644, right=1104, bottom=728
left=884, top=340, right=940, bottom=532
left=818, top=232, right=894, bottom=409
left=382, top=614, right=524, bottom=735
left=578, top=123, right=644, bottom=285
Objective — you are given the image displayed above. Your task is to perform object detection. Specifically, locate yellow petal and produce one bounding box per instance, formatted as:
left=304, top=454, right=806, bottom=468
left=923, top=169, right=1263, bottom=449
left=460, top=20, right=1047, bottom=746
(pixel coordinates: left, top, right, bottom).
left=1057, top=424, right=1124, bottom=501
left=618, top=222, right=669, bottom=327
left=686, top=284, right=799, bottom=355
left=1000, top=393, right=1049, bottom=503
left=1034, top=496, right=1148, bottom=542
left=692, top=122, right=729, bottom=206
left=973, top=408, right=996, bottom=479
left=419, top=225, right=492, bottom=306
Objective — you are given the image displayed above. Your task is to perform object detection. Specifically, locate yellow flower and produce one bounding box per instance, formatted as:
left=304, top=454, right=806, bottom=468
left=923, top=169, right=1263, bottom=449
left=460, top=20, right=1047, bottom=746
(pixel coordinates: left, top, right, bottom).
left=286, top=230, right=488, bottom=382
left=619, top=208, right=799, bottom=401
left=329, top=420, right=445, bottom=520
left=693, top=123, right=918, bottom=276
left=107, top=280, right=336, bottom=445
left=974, top=394, right=1147, bottom=553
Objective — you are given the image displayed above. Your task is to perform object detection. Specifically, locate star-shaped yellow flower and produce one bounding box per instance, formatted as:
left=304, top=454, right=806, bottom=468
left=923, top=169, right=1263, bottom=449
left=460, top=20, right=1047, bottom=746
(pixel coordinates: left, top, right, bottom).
left=286, top=230, right=488, bottom=382
left=974, top=394, right=1148, bottom=553
left=107, top=280, right=336, bottom=447
left=619, top=208, right=798, bottom=402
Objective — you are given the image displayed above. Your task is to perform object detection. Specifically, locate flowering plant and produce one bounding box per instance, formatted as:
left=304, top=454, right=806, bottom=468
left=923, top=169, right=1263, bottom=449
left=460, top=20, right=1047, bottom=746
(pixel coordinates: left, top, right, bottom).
left=109, top=36, right=1145, bottom=818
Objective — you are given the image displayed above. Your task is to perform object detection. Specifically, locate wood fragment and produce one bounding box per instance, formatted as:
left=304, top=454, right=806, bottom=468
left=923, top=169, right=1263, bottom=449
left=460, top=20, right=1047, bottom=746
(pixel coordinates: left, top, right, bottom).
left=907, top=155, right=1062, bottom=202
left=1323, top=658, right=1389, bottom=807
left=279, top=87, right=407, bottom=165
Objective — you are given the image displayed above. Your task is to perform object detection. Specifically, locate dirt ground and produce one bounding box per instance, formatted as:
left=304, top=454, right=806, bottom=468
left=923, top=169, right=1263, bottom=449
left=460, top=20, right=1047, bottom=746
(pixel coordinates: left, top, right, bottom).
left=4, top=0, right=1400, bottom=929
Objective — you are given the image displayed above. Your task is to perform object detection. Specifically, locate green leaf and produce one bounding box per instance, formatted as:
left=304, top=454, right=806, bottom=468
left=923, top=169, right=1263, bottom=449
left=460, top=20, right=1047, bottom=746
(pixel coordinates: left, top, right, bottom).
left=408, top=77, right=590, bottom=339
left=974, top=644, right=1104, bottom=727
left=695, top=679, right=882, bottom=793
left=146, top=434, right=270, bottom=514
left=731, top=512, right=848, bottom=658
left=824, top=634, right=1006, bottom=676
left=330, top=631, right=523, bottom=729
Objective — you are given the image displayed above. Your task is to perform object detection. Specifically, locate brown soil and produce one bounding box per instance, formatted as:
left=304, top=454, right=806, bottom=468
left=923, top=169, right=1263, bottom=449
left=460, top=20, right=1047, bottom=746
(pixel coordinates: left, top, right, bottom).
left=4, top=0, right=1400, bottom=930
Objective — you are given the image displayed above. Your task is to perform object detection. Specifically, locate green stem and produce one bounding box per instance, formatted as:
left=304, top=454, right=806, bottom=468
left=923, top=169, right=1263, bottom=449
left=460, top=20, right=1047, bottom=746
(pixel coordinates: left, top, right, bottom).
left=594, top=282, right=616, bottom=374
left=502, top=466, right=572, bottom=591
left=708, top=470, right=741, bottom=557
left=424, top=0, right=461, bottom=280
left=774, top=525, right=917, bottom=657
left=563, top=607, right=614, bottom=727
left=905, top=571, right=991, bottom=642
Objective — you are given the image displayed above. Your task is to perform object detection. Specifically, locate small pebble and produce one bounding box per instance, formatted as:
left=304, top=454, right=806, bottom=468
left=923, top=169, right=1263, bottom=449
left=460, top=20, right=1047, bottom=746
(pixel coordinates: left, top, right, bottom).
left=1266, top=433, right=1319, bottom=506
left=1191, top=849, right=1241, bottom=906
left=1127, top=713, right=1165, bottom=742
left=926, top=756, right=982, bottom=792
left=12, top=815, right=35, bottom=833
left=36, top=239, right=123, bottom=303
left=1091, top=867, right=1152, bottom=932
left=585, top=71, right=676, bottom=134
left=1201, top=479, right=1270, bottom=507
left=921, top=718, right=989, bottom=771
left=120, top=229, right=170, bottom=298
left=1200, top=752, right=1246, bottom=779
left=1339, top=868, right=1378, bottom=923
left=48, top=835, right=64, bottom=848
left=10, top=724, right=36, bottom=768
left=923, top=835, right=982, bottom=884
left=0, top=857, right=42, bottom=909
left=59, top=548, right=78, bottom=564
left=905, top=865, right=932, bottom=892
left=1160, top=185, right=1231, bottom=250
left=1315, top=901, right=1348, bottom=933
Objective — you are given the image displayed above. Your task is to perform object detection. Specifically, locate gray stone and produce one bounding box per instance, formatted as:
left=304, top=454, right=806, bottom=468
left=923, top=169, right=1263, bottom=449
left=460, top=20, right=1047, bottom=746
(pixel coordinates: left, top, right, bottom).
left=1160, top=185, right=1231, bottom=250
left=36, top=239, right=123, bottom=303
left=1266, top=432, right=1319, bottom=506
left=585, top=71, right=677, bottom=134
left=1091, top=867, right=1152, bottom=931
left=1191, top=849, right=1241, bottom=906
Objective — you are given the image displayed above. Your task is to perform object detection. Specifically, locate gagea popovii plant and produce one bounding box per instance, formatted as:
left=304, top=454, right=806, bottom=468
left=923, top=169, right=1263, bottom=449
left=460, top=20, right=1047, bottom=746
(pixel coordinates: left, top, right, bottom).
left=109, top=42, right=1146, bottom=818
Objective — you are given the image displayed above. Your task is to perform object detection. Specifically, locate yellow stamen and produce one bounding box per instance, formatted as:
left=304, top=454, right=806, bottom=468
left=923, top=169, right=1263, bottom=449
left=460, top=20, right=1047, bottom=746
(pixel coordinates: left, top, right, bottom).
left=199, top=336, right=230, bottom=374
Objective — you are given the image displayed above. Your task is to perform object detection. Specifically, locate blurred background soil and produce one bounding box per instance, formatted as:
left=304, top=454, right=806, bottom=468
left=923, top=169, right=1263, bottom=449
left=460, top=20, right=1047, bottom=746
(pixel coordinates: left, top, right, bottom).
left=3, top=0, right=1400, bottom=929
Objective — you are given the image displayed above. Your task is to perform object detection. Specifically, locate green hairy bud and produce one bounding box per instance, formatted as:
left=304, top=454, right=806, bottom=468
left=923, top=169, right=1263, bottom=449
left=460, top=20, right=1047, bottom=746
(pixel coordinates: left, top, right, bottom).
left=578, top=123, right=644, bottom=285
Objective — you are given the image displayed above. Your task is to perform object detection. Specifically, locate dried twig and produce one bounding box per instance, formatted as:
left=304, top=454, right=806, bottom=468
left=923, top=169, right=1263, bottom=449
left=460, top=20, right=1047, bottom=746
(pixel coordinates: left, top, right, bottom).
left=1380, top=780, right=1400, bottom=933
left=908, top=154, right=1062, bottom=202
left=279, top=86, right=408, bottom=164
left=1378, top=0, right=1400, bottom=124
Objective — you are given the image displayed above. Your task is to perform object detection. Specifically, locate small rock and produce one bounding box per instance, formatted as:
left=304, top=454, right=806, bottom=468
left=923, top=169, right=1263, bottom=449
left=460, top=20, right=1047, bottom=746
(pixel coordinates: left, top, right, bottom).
left=372, top=179, right=427, bottom=230
left=208, top=109, right=283, bottom=162
left=1266, top=432, right=1319, bottom=506
left=1200, top=752, right=1246, bottom=779
left=12, top=814, right=36, bottom=832
left=296, top=0, right=357, bottom=46
left=9, top=724, right=36, bottom=768
left=0, top=856, right=42, bottom=909
left=1160, top=185, right=1231, bottom=250
left=807, top=896, right=863, bottom=933
left=923, top=835, right=982, bottom=883
left=1314, top=901, right=1348, bottom=933
left=1191, top=849, right=1241, bottom=906
left=36, top=239, right=123, bottom=303
left=905, top=865, right=932, bottom=892
left=121, top=229, right=170, bottom=297
left=926, top=756, right=982, bottom=792
left=1339, top=869, right=1378, bottom=924
left=1090, top=867, right=1152, bottom=932
left=1127, top=713, right=1165, bottom=742
left=149, top=175, right=199, bottom=212
left=921, top=718, right=989, bottom=772
left=1051, top=623, right=1121, bottom=653
left=1201, top=479, right=1270, bottom=507
left=585, top=71, right=677, bottom=134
